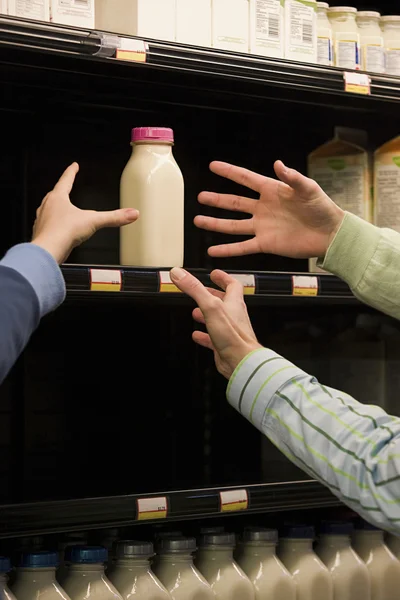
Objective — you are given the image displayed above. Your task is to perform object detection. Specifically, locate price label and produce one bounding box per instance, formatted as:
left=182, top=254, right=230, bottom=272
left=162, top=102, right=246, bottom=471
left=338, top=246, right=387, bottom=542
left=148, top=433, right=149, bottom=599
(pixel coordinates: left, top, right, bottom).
left=292, top=275, right=318, bottom=297
left=116, top=38, right=148, bottom=62
left=344, top=72, right=371, bottom=95
left=231, top=274, right=256, bottom=295
left=137, top=496, right=168, bottom=521
left=220, top=489, right=248, bottom=513
left=159, top=271, right=181, bottom=293
left=90, top=269, right=122, bottom=292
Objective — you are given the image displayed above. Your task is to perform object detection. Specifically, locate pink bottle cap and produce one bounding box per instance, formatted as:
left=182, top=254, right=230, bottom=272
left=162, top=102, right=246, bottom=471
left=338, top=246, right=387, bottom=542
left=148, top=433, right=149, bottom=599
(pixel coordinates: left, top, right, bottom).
left=131, top=127, right=174, bottom=143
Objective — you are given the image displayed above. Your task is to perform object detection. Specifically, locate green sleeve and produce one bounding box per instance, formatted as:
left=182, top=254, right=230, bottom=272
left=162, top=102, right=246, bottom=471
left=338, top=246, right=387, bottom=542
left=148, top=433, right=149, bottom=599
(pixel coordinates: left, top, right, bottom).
left=319, top=213, right=400, bottom=320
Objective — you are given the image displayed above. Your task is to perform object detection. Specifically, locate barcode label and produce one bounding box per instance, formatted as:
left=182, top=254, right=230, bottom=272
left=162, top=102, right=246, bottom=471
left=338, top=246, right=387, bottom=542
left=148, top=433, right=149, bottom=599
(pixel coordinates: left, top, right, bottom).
left=75, top=0, right=89, bottom=5
left=302, top=22, right=312, bottom=44
left=268, top=15, right=279, bottom=38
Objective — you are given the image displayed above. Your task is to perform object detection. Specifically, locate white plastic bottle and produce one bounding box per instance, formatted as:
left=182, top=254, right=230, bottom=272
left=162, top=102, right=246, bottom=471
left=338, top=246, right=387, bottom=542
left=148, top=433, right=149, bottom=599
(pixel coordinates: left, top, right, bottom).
left=381, top=16, right=400, bottom=77
left=353, top=520, right=400, bottom=600
left=8, top=0, right=50, bottom=21
left=238, top=528, right=296, bottom=600
left=153, top=537, right=214, bottom=600
left=328, top=6, right=360, bottom=70
left=62, top=547, right=122, bottom=600
left=316, top=2, right=333, bottom=65
left=316, top=521, right=370, bottom=600
left=176, top=0, right=212, bottom=47
left=0, top=557, right=17, bottom=600
left=212, top=0, right=250, bottom=53
left=57, top=533, right=87, bottom=585
left=120, top=127, right=184, bottom=268
left=356, top=11, right=384, bottom=73
left=386, top=534, right=400, bottom=560
left=50, top=0, right=94, bottom=29
left=278, top=525, right=333, bottom=600
left=284, top=0, right=317, bottom=64
left=249, top=0, right=284, bottom=59
left=12, top=551, right=71, bottom=600
left=196, top=532, right=255, bottom=600
left=108, top=541, right=171, bottom=600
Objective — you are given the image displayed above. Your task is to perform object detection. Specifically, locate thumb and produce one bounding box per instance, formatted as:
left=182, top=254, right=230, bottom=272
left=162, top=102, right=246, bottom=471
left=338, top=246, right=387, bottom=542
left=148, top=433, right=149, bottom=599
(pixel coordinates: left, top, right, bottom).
left=274, top=160, right=319, bottom=198
left=93, top=208, right=139, bottom=230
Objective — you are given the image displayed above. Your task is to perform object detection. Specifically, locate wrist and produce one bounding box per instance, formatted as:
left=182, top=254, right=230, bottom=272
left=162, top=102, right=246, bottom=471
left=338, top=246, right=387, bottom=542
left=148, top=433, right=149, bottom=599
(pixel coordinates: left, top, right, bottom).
left=31, top=235, right=71, bottom=265
left=327, top=206, right=345, bottom=250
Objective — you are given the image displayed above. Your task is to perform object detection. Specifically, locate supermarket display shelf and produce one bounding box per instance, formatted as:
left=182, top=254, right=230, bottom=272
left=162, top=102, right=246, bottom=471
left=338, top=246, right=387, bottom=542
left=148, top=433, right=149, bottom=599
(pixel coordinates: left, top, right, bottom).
left=0, top=480, right=340, bottom=538
left=62, top=264, right=357, bottom=305
left=0, top=16, right=400, bottom=106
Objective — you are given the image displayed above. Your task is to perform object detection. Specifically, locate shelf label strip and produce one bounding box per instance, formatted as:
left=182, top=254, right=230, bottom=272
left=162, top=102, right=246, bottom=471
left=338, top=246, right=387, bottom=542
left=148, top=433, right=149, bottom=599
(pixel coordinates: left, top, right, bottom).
left=343, top=72, right=371, bottom=95
left=159, top=271, right=181, bottom=293
left=220, top=489, right=248, bottom=512
left=116, top=38, right=148, bottom=63
left=292, top=275, right=318, bottom=297
left=231, top=274, right=256, bottom=295
left=137, top=496, right=168, bottom=520
left=90, top=269, right=122, bottom=292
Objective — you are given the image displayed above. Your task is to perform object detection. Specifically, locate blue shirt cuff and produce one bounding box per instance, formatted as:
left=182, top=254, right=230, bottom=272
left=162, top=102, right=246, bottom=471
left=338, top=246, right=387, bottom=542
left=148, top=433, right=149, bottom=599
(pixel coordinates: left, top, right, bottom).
left=0, top=243, right=66, bottom=317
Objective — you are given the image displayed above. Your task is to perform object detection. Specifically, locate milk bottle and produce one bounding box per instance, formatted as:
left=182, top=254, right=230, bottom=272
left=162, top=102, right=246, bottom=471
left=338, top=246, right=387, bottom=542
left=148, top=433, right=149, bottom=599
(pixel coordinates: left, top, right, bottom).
left=62, top=547, right=122, bottom=600
left=57, top=533, right=87, bottom=585
left=196, top=532, right=255, bottom=600
left=12, top=551, right=71, bottom=600
left=386, top=534, right=400, bottom=560
left=353, top=521, right=400, bottom=600
left=153, top=537, right=214, bottom=600
left=278, top=525, right=333, bottom=600
left=316, top=521, right=370, bottom=600
left=120, top=127, right=184, bottom=268
left=108, top=541, right=171, bottom=600
left=0, top=557, right=17, bottom=600
left=238, top=528, right=295, bottom=600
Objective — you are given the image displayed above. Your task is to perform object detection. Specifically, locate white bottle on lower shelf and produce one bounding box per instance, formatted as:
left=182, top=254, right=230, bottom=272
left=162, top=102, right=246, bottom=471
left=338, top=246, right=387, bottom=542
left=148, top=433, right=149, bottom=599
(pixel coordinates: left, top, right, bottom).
left=0, top=557, right=17, bottom=600
left=238, top=528, right=296, bottom=600
left=278, top=525, right=333, bottom=600
left=108, top=541, right=171, bottom=600
left=62, top=547, right=122, bottom=600
left=196, top=532, right=255, bottom=600
left=12, top=551, right=71, bottom=600
left=153, top=537, right=214, bottom=600
left=316, top=521, right=370, bottom=600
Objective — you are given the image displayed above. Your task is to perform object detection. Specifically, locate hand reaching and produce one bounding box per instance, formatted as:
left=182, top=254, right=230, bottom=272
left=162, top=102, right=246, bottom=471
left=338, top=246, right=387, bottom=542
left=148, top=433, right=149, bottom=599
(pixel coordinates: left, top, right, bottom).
left=170, top=267, right=262, bottom=379
left=195, top=160, right=345, bottom=259
left=32, top=163, right=139, bottom=264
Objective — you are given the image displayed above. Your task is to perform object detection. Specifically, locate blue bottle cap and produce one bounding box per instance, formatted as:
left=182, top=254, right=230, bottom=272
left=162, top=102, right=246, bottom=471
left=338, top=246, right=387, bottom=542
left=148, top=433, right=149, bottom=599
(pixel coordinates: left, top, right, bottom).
left=65, top=546, right=108, bottom=564
left=0, top=557, right=11, bottom=573
left=19, top=551, right=59, bottom=568
left=354, top=518, right=380, bottom=531
left=319, top=521, right=354, bottom=536
left=281, top=525, right=315, bottom=539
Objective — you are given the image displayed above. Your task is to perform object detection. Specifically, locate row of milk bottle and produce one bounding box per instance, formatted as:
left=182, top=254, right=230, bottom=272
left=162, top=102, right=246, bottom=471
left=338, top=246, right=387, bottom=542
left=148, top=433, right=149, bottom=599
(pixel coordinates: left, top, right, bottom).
left=3, top=520, right=400, bottom=600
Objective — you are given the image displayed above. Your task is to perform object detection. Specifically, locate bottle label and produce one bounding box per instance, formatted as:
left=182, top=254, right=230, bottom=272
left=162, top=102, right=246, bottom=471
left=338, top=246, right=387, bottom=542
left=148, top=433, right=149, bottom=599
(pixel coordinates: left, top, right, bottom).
left=335, top=40, right=360, bottom=70
left=309, top=157, right=368, bottom=219
left=56, top=0, right=92, bottom=18
left=11, top=0, right=47, bottom=19
left=363, top=45, right=385, bottom=73
left=254, top=0, right=283, bottom=48
left=287, top=0, right=316, bottom=52
left=375, top=157, right=400, bottom=232
left=386, top=49, right=400, bottom=76
left=317, top=36, right=332, bottom=65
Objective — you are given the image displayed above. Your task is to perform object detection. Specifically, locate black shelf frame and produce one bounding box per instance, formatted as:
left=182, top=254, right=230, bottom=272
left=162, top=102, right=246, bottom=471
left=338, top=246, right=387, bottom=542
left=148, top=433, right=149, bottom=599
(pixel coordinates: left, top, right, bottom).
left=0, top=481, right=340, bottom=539
left=62, top=264, right=356, bottom=304
left=0, top=15, right=399, bottom=106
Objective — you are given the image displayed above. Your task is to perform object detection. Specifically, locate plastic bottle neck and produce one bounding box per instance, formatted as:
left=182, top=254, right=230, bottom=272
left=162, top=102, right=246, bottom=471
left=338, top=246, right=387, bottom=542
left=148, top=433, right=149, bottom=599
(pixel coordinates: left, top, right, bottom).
left=16, top=567, right=57, bottom=583
left=241, top=542, right=276, bottom=559
left=132, top=142, right=173, bottom=156
left=197, top=546, right=234, bottom=562
left=318, top=534, right=351, bottom=550
left=158, top=552, right=194, bottom=565
left=68, top=563, right=105, bottom=576
left=114, top=557, right=151, bottom=570
left=354, top=530, right=384, bottom=549
left=280, top=539, right=314, bottom=553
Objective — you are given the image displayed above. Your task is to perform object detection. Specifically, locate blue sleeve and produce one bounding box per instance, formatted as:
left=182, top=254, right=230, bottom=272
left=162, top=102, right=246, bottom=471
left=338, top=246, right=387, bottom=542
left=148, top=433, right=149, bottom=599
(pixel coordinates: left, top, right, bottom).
left=0, top=243, right=66, bottom=384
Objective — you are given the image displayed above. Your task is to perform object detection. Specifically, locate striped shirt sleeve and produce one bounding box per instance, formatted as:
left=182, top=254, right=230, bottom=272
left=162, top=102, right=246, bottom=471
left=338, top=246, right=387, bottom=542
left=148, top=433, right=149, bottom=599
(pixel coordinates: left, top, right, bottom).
left=227, top=348, right=400, bottom=533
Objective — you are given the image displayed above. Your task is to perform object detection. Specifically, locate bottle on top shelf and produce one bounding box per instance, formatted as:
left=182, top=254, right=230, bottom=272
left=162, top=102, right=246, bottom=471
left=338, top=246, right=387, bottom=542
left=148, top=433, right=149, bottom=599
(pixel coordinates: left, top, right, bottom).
left=284, top=0, right=317, bottom=64
left=249, top=0, right=284, bottom=59
left=356, top=11, right=385, bottom=74
left=381, top=16, right=400, bottom=77
left=328, top=6, right=360, bottom=70
left=316, top=2, right=333, bottom=66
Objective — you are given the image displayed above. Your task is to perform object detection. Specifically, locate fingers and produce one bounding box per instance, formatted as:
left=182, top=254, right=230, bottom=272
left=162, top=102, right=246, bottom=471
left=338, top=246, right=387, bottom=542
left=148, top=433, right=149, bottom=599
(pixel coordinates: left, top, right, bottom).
left=194, top=215, right=254, bottom=236
left=170, top=268, right=218, bottom=312
left=192, top=307, right=206, bottom=325
left=274, top=160, right=320, bottom=199
left=53, top=162, right=80, bottom=195
left=198, top=191, right=256, bottom=214
left=94, top=208, right=139, bottom=230
left=208, top=238, right=260, bottom=258
left=192, top=330, right=214, bottom=350
left=210, top=162, right=267, bottom=193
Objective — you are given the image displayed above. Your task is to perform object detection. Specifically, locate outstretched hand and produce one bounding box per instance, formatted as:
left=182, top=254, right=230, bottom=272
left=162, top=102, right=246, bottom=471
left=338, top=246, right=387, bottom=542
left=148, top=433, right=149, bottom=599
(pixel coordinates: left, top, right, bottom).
left=195, top=160, right=344, bottom=259
left=170, top=267, right=262, bottom=379
left=32, top=163, right=139, bottom=264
